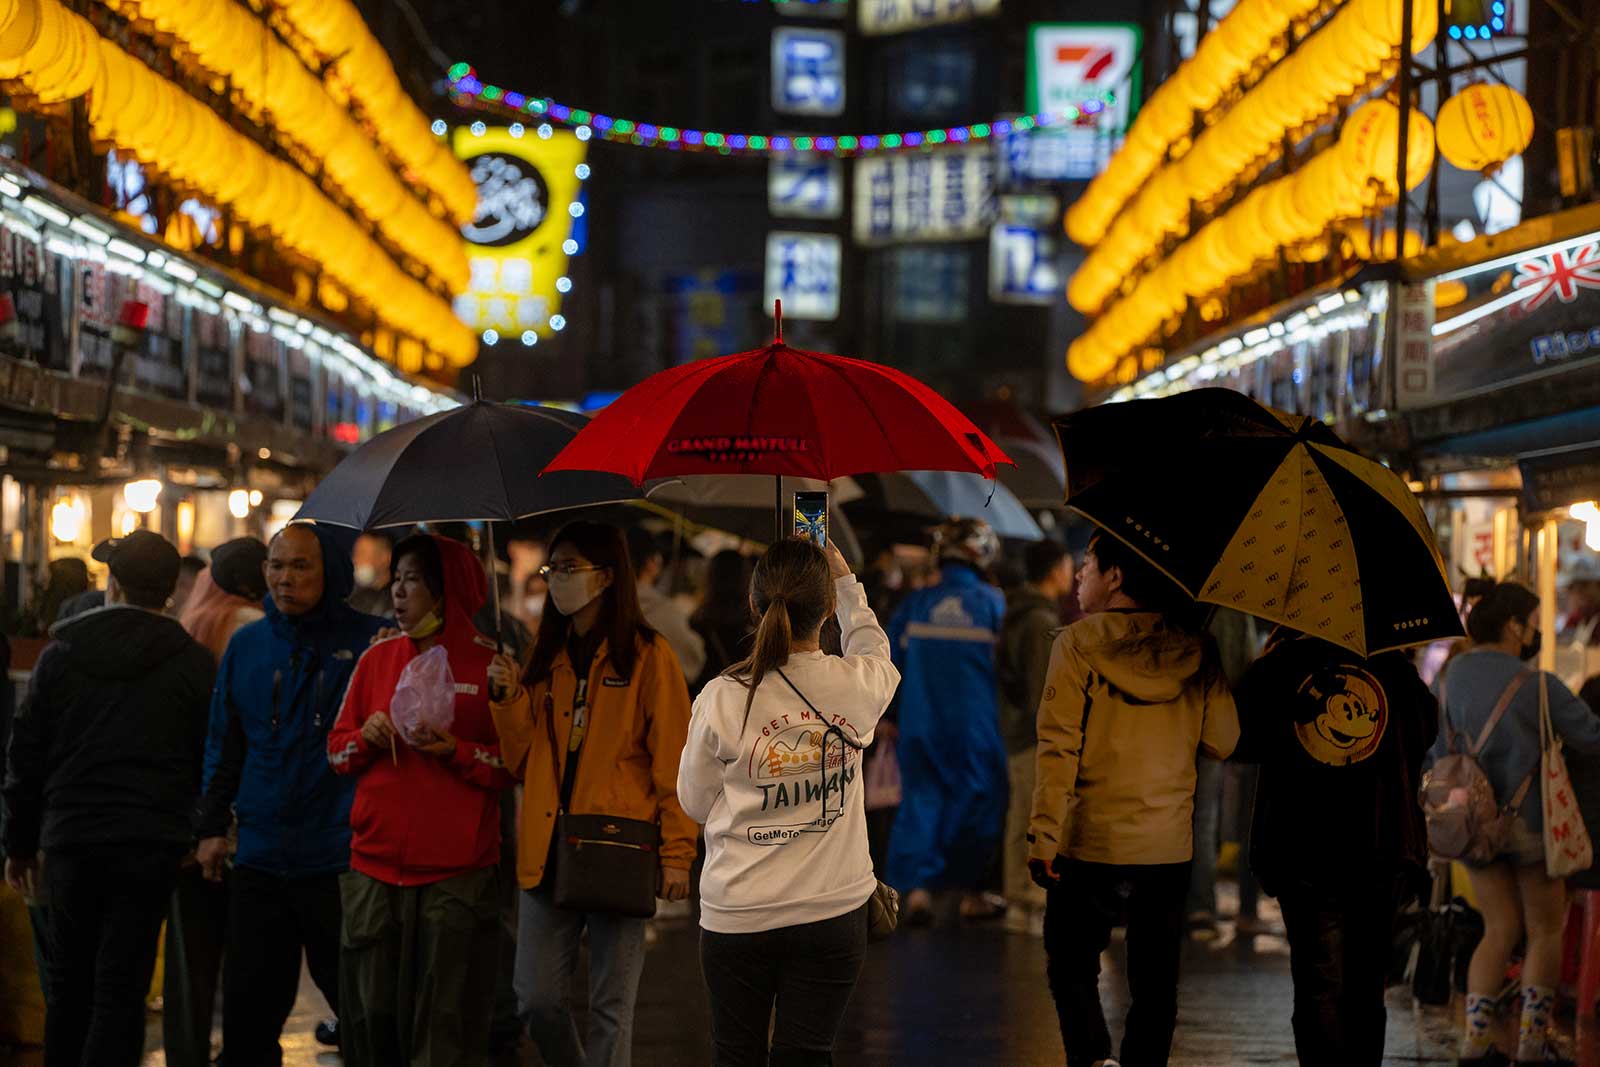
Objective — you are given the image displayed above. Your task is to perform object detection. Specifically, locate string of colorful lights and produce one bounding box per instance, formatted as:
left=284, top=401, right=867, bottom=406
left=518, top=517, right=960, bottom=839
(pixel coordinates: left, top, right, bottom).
left=445, top=64, right=1116, bottom=158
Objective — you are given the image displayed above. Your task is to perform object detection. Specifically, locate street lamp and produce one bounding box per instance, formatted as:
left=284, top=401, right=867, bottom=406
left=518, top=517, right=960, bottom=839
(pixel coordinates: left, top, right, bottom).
left=124, top=478, right=162, bottom=514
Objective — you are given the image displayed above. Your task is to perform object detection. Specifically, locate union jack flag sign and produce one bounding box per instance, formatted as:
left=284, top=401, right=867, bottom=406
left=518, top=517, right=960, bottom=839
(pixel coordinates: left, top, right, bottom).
left=1514, top=241, right=1600, bottom=311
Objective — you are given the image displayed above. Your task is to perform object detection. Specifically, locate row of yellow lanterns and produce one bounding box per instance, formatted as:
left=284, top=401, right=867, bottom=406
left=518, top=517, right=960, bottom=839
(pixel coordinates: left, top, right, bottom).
left=102, top=0, right=468, bottom=294
left=272, top=0, right=477, bottom=226
left=1068, top=0, right=1438, bottom=315
left=1067, top=99, right=1433, bottom=383
left=0, top=0, right=476, bottom=366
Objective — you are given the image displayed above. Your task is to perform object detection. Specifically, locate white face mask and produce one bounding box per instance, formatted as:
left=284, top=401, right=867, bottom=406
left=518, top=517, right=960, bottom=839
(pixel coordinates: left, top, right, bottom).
left=547, top=570, right=606, bottom=617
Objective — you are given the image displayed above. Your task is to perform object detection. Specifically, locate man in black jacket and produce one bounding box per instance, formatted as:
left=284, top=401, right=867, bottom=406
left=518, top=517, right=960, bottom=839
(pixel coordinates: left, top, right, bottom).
left=1232, top=627, right=1438, bottom=1067
left=2, top=530, right=215, bottom=1067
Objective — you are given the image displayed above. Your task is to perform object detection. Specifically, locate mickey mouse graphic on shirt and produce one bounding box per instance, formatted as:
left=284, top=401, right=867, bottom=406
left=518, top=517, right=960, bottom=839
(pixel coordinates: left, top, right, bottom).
left=1292, top=663, right=1389, bottom=766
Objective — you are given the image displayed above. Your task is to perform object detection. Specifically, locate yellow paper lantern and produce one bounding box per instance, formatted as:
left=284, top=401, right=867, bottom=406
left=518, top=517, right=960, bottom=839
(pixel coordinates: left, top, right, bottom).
left=1435, top=83, right=1534, bottom=172
left=1340, top=98, right=1435, bottom=200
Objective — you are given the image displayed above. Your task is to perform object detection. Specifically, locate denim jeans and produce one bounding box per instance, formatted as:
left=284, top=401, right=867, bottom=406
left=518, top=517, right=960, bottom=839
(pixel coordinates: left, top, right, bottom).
left=514, top=886, right=647, bottom=1067
left=700, top=903, right=868, bottom=1067
left=1044, top=859, right=1191, bottom=1067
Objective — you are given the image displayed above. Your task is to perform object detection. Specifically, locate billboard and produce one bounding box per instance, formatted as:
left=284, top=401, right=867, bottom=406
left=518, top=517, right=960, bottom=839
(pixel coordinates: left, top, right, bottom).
left=766, top=232, right=841, bottom=321
left=860, top=0, right=1001, bottom=35
left=1023, top=23, right=1142, bottom=180
left=772, top=27, right=846, bottom=117
left=453, top=127, right=586, bottom=340
left=853, top=145, right=998, bottom=246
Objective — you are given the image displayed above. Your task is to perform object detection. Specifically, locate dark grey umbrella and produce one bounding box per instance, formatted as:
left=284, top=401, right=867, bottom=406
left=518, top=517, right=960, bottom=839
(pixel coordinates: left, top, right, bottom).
left=295, top=398, right=643, bottom=639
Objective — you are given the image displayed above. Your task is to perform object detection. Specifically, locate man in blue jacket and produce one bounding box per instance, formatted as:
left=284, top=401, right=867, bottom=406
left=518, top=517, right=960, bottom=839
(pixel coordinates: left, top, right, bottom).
left=885, top=517, right=1010, bottom=925
left=195, top=523, right=384, bottom=1066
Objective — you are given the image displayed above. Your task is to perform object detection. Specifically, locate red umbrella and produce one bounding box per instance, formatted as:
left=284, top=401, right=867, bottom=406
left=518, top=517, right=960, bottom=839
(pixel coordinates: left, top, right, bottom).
left=545, top=304, right=1013, bottom=492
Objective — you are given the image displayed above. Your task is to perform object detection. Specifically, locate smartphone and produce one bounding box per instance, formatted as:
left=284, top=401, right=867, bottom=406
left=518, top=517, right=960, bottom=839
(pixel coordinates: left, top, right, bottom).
left=793, top=491, right=829, bottom=548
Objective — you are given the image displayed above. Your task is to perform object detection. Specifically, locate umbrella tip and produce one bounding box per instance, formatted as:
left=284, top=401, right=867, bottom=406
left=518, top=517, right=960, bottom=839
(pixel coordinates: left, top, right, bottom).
left=472, top=375, right=483, bottom=402
left=773, top=299, right=783, bottom=344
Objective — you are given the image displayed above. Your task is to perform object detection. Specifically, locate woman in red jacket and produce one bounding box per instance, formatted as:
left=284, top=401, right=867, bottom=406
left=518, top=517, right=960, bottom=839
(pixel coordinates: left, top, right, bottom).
left=326, top=534, right=514, bottom=1067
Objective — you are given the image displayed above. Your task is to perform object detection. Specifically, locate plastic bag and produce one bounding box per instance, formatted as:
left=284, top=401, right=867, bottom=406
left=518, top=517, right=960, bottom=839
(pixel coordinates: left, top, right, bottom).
left=390, top=645, right=456, bottom=746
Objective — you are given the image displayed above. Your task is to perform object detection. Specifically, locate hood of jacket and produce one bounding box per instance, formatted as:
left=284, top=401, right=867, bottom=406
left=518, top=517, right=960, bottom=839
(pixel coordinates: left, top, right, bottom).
left=48, top=603, right=196, bottom=681
left=1073, top=610, right=1211, bottom=704
left=266, top=523, right=365, bottom=649
left=433, top=535, right=489, bottom=643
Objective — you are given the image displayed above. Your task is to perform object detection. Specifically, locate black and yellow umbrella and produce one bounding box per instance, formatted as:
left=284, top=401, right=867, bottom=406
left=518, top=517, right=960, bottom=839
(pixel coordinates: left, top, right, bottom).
left=1053, top=388, right=1462, bottom=657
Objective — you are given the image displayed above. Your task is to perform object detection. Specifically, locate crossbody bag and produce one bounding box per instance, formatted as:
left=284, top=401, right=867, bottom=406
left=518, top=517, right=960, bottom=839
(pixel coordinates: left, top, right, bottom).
left=772, top=669, right=900, bottom=942
left=544, top=679, right=660, bottom=918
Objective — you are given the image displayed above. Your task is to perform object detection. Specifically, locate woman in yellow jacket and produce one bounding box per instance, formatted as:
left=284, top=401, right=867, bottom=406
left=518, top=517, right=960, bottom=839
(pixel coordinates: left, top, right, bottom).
left=487, top=521, right=694, bottom=1067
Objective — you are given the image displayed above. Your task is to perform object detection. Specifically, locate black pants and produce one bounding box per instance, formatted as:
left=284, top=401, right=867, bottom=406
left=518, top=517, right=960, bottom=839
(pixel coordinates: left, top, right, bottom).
left=700, top=903, right=868, bottom=1067
left=221, top=867, right=343, bottom=1067
left=163, top=863, right=231, bottom=1067
left=1043, top=859, right=1190, bottom=1067
left=1276, top=872, right=1407, bottom=1067
left=43, top=847, right=180, bottom=1067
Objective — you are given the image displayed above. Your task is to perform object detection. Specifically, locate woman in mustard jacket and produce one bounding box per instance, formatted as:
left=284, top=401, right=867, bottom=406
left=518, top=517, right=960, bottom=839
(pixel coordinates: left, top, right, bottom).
left=488, top=521, right=694, bottom=1067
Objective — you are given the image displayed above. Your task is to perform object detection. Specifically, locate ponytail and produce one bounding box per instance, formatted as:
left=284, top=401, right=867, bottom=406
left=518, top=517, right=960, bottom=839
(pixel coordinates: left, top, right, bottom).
left=728, top=539, right=833, bottom=724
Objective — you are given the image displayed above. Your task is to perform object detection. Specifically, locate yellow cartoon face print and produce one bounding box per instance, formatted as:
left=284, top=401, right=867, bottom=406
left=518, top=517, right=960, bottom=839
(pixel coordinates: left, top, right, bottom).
left=1293, top=666, right=1388, bottom=766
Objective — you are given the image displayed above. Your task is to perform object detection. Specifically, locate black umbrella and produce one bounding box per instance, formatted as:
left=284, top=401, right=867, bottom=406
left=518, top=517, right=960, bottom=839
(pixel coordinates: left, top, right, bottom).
left=1053, top=388, right=1462, bottom=657
left=295, top=396, right=643, bottom=639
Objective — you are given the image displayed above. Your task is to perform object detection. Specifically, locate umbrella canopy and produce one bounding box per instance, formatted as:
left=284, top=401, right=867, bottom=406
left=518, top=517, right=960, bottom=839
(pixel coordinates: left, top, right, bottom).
left=850, top=471, right=1044, bottom=541
left=544, top=317, right=1013, bottom=484
left=996, top=437, right=1067, bottom=509
left=296, top=401, right=642, bottom=529
left=1054, top=388, right=1461, bottom=657
left=646, top=475, right=864, bottom=509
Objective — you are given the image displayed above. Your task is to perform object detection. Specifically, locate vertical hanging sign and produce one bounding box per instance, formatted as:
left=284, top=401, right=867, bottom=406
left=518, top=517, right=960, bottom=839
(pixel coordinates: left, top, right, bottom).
left=453, top=127, right=587, bottom=340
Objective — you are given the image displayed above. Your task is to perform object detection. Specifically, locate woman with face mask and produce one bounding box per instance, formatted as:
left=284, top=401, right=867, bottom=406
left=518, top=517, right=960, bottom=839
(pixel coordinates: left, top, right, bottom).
left=485, top=521, right=695, bottom=1067
left=1432, top=581, right=1600, bottom=1067
left=325, top=534, right=516, bottom=1067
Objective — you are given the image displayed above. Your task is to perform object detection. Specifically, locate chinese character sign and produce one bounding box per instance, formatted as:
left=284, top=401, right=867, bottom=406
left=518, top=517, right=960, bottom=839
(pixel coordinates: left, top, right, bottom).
left=853, top=146, right=997, bottom=245
left=990, top=195, right=1062, bottom=306
left=1393, top=280, right=1435, bottom=408
left=769, top=154, right=844, bottom=219
left=860, top=0, right=1001, bottom=35
left=453, top=127, right=586, bottom=338
left=772, top=28, right=846, bottom=116
left=765, top=232, right=841, bottom=321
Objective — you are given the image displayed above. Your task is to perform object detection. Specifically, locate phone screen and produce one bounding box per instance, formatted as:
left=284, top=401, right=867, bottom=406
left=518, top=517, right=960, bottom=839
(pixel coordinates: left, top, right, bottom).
left=793, top=491, right=828, bottom=548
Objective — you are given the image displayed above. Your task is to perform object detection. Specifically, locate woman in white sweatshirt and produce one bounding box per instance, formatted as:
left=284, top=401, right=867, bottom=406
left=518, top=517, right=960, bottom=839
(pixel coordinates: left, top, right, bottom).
left=678, top=537, right=901, bottom=1066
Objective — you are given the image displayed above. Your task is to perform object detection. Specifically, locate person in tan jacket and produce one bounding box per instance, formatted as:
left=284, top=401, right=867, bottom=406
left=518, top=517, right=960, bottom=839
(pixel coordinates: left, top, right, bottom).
left=1028, top=533, right=1238, bottom=1067
left=487, top=521, right=694, bottom=1067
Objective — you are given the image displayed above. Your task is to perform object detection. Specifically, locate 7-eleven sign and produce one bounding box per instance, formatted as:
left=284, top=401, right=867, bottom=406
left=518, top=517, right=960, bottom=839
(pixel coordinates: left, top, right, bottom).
left=1027, top=24, right=1142, bottom=137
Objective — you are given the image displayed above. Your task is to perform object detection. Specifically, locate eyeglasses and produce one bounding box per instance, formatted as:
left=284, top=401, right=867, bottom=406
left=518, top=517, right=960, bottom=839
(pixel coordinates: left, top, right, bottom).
left=538, top=563, right=607, bottom=579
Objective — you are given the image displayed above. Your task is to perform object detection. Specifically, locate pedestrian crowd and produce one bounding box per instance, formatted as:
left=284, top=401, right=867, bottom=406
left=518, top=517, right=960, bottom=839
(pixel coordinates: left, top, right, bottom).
left=2, top=508, right=1597, bottom=1067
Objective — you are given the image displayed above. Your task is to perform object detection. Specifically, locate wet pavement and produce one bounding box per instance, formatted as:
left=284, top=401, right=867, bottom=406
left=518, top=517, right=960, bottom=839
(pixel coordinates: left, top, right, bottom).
left=125, top=902, right=1547, bottom=1067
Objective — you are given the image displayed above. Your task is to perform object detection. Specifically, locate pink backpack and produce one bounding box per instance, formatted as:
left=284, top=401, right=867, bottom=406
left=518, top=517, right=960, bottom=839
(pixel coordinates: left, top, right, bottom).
left=1420, top=671, right=1537, bottom=864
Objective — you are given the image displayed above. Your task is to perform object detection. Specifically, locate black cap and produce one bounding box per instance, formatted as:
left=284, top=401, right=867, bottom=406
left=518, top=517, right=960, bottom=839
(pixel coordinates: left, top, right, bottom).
left=92, top=529, right=181, bottom=601
left=209, top=537, right=268, bottom=601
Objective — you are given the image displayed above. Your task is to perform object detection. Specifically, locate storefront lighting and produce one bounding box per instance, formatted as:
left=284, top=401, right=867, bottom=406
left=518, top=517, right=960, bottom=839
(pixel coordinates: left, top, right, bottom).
left=1217, top=338, right=1244, bottom=357
left=258, top=448, right=272, bottom=460
left=124, top=479, right=163, bottom=514
left=145, top=251, right=166, bottom=269
left=223, top=292, right=255, bottom=313
left=1242, top=328, right=1271, bottom=346
left=177, top=500, right=195, bottom=547
left=107, top=239, right=145, bottom=262
left=249, top=490, right=264, bottom=507
left=196, top=280, right=225, bottom=298
left=267, top=308, right=298, bottom=326
left=164, top=261, right=199, bottom=284
left=228, top=489, right=250, bottom=519
left=69, top=218, right=112, bottom=245
left=1316, top=295, right=1346, bottom=314
left=50, top=496, right=86, bottom=542
left=1433, top=288, right=1523, bottom=337
left=44, top=237, right=77, bottom=260
left=296, top=320, right=314, bottom=335
left=521, top=330, right=537, bottom=346
left=22, top=196, right=70, bottom=226
left=120, top=511, right=138, bottom=535
left=0, top=177, right=23, bottom=198
left=1268, top=322, right=1286, bottom=337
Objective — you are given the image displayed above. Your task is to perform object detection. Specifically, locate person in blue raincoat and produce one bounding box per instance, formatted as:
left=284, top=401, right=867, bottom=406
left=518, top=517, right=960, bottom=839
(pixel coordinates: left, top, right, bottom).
left=885, top=517, right=1010, bottom=925
left=194, top=523, right=385, bottom=1065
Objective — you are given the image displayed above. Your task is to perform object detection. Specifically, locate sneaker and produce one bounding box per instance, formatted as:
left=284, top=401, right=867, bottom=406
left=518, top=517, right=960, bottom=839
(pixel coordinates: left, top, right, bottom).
left=1459, top=1050, right=1510, bottom=1067
left=1186, top=910, right=1218, bottom=942
left=314, top=1018, right=338, bottom=1048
